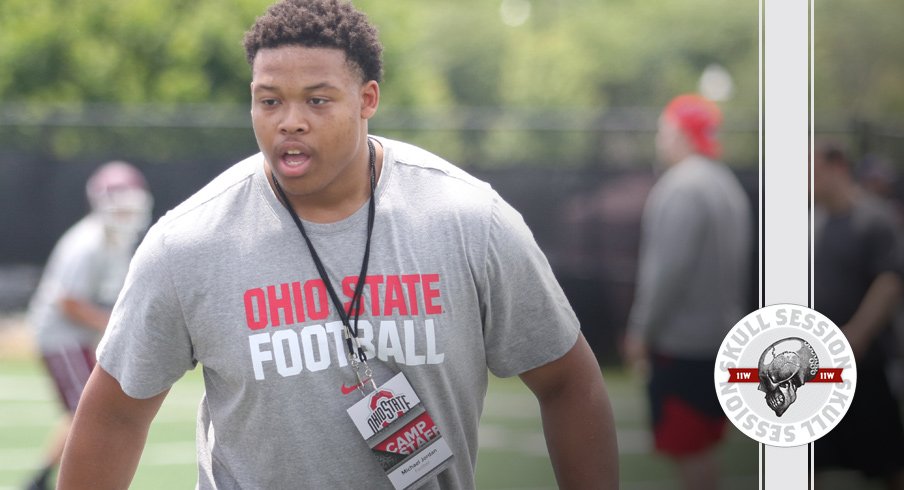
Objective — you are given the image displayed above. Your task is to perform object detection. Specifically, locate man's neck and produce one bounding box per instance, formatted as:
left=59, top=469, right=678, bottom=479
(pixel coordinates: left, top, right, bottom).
left=270, top=141, right=384, bottom=224
left=665, top=147, right=696, bottom=168
left=822, top=182, right=858, bottom=214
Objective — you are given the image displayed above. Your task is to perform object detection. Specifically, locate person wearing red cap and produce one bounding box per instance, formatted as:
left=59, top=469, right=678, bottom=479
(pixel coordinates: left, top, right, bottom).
left=23, top=161, right=153, bottom=490
left=623, top=94, right=753, bottom=490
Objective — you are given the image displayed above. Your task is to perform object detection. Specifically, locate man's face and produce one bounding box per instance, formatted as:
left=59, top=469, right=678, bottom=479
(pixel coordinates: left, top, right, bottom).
left=812, top=152, right=839, bottom=205
left=250, top=45, right=378, bottom=209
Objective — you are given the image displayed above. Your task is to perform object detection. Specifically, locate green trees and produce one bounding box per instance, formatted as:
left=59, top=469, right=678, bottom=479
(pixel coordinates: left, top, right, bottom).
left=0, top=0, right=757, bottom=107
left=0, top=0, right=264, bottom=103
left=0, top=0, right=898, bottom=166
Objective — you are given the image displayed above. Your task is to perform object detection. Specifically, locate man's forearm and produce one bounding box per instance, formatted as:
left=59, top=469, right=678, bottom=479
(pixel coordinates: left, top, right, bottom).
left=851, top=272, right=902, bottom=330
left=844, top=271, right=904, bottom=353
left=540, top=371, right=619, bottom=489
left=522, top=337, right=619, bottom=489
left=58, top=413, right=148, bottom=489
left=60, top=296, right=112, bottom=333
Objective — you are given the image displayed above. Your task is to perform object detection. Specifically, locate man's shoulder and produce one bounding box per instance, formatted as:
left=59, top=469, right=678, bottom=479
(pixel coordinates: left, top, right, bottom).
left=377, top=137, right=514, bottom=234
left=852, top=192, right=901, bottom=232
left=660, top=156, right=742, bottom=193
left=139, top=154, right=263, bottom=256
left=381, top=137, right=493, bottom=193
left=157, top=154, right=261, bottom=227
left=52, top=215, right=106, bottom=258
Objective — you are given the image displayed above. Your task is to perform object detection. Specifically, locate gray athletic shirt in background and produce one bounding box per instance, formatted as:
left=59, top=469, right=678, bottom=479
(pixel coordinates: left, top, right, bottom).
left=97, top=136, right=580, bottom=489
left=627, top=155, right=752, bottom=358
left=29, top=214, right=133, bottom=351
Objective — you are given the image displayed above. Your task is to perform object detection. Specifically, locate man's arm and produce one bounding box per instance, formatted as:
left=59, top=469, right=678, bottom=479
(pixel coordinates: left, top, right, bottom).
left=57, top=366, right=168, bottom=490
left=60, top=296, right=112, bottom=333
left=519, top=334, right=619, bottom=489
left=842, top=271, right=904, bottom=358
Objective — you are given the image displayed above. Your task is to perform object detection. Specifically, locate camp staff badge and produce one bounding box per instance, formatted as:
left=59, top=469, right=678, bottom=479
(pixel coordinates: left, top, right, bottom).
left=347, top=372, right=453, bottom=489
left=713, top=304, right=857, bottom=447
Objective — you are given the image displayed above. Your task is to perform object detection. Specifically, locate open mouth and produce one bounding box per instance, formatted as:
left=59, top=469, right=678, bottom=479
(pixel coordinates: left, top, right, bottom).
left=278, top=148, right=312, bottom=177
left=283, top=149, right=310, bottom=167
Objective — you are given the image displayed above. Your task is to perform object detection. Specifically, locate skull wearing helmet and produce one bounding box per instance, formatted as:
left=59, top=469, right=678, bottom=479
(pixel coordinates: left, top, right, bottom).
left=757, top=337, right=819, bottom=417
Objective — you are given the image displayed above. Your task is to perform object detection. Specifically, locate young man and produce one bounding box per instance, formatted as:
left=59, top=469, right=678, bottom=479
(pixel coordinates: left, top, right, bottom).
left=623, top=94, right=752, bottom=490
left=25, top=161, right=153, bottom=490
left=812, top=140, right=904, bottom=490
left=57, top=1, right=618, bottom=489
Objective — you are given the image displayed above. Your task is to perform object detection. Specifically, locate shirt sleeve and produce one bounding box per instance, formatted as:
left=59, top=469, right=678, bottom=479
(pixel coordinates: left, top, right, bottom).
left=480, top=195, right=580, bottom=378
left=96, top=224, right=197, bottom=399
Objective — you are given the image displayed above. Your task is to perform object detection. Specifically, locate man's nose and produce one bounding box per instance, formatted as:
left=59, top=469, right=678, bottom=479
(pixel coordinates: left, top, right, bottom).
left=279, top=104, right=309, bottom=134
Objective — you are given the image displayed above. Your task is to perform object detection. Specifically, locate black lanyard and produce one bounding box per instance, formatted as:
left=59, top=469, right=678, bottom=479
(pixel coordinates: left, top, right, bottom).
left=271, top=138, right=376, bottom=364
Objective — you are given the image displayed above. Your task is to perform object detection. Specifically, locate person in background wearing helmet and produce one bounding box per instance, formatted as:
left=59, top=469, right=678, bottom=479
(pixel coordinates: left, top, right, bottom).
left=623, top=94, right=752, bottom=490
left=22, top=161, right=153, bottom=490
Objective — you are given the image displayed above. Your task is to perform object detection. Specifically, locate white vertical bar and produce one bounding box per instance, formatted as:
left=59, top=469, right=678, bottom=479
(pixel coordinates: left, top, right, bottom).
left=761, top=0, right=812, bottom=488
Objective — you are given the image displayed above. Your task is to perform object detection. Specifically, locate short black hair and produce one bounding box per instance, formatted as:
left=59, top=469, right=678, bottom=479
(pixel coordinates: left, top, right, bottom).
left=815, top=139, right=849, bottom=166
left=243, top=0, right=383, bottom=83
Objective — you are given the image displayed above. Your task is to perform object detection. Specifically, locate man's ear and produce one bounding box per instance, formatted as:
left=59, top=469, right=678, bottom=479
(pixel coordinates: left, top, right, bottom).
left=361, top=80, right=380, bottom=120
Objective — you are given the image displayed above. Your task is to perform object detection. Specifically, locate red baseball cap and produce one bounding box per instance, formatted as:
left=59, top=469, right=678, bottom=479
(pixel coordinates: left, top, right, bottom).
left=662, top=94, right=722, bottom=158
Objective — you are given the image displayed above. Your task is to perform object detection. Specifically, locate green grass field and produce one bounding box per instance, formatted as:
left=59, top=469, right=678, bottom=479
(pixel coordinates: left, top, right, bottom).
left=0, top=321, right=759, bottom=489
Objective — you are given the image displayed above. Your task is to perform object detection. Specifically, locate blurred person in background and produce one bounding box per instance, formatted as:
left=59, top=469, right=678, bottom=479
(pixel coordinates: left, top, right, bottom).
left=858, top=152, right=901, bottom=215
left=623, top=93, right=752, bottom=490
left=812, top=140, right=904, bottom=490
left=856, top=152, right=904, bottom=402
left=23, top=161, right=153, bottom=490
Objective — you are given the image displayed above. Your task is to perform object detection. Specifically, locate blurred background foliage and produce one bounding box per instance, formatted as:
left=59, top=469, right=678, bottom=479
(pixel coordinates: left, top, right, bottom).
left=0, top=0, right=900, bottom=167
left=0, top=0, right=760, bottom=107
left=814, top=0, right=904, bottom=118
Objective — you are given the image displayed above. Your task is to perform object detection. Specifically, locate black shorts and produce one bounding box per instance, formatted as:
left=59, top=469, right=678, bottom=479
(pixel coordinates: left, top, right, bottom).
left=648, top=352, right=727, bottom=457
left=814, top=363, right=904, bottom=478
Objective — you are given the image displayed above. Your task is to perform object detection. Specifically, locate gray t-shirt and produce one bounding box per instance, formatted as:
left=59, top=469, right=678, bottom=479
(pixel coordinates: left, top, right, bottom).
left=627, top=155, right=752, bottom=358
left=97, top=137, right=580, bottom=489
left=29, top=214, right=133, bottom=351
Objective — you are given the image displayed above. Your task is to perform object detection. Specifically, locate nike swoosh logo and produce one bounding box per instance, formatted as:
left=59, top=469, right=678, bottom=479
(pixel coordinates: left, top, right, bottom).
left=340, top=378, right=372, bottom=395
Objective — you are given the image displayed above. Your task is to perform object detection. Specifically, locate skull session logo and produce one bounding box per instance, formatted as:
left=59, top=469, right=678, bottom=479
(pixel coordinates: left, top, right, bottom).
left=713, top=304, right=857, bottom=447
left=757, top=337, right=821, bottom=417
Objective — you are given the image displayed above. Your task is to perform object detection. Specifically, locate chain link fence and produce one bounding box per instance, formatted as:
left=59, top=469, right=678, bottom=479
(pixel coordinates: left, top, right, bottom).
left=2, top=103, right=901, bottom=362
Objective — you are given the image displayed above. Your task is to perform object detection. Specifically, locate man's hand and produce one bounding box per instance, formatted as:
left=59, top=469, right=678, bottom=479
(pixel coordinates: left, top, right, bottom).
left=621, top=332, right=649, bottom=380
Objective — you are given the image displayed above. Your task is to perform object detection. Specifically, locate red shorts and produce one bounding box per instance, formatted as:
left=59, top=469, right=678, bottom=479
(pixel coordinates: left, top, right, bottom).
left=40, top=346, right=97, bottom=413
left=648, top=353, right=727, bottom=457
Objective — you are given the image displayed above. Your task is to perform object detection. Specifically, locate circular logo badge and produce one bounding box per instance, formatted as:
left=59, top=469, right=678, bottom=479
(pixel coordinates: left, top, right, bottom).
left=713, top=303, right=857, bottom=447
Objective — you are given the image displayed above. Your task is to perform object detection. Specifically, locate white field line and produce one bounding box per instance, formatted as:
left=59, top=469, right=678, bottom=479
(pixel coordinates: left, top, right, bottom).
left=0, top=441, right=198, bottom=472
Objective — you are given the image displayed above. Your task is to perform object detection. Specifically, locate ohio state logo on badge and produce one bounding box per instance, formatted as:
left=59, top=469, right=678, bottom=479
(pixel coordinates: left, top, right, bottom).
left=713, top=304, right=857, bottom=447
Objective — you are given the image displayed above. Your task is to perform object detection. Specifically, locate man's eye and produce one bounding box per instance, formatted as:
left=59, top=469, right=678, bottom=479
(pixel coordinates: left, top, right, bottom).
left=310, top=98, right=328, bottom=106
left=261, top=99, right=279, bottom=106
